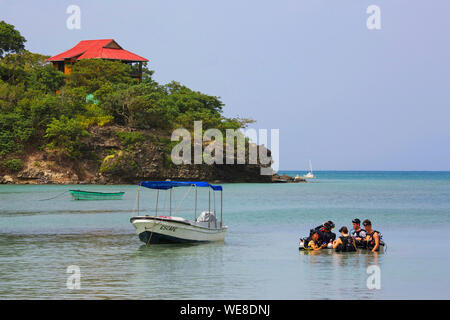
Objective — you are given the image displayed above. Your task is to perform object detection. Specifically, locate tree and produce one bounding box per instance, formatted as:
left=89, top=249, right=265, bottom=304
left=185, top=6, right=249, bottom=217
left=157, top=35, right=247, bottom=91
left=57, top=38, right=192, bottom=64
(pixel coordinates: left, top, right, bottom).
left=44, top=116, right=90, bottom=158
left=0, top=21, right=256, bottom=164
left=0, top=113, right=33, bottom=156
left=0, top=21, right=26, bottom=58
left=0, top=51, right=60, bottom=88
left=66, top=59, right=136, bottom=92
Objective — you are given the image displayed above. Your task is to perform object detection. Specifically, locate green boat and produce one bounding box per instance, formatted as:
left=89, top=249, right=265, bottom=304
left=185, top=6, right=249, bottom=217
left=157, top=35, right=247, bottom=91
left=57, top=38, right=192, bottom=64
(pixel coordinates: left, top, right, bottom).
left=69, top=190, right=125, bottom=200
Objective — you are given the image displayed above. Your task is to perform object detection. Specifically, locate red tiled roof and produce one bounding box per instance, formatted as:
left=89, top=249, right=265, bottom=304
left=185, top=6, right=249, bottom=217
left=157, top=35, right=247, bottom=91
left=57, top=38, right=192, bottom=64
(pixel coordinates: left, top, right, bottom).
left=47, top=39, right=148, bottom=62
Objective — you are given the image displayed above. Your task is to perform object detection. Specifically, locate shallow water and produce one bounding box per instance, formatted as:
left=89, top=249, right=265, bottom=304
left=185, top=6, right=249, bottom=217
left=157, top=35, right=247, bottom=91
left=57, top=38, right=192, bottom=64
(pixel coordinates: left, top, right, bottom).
left=0, top=171, right=449, bottom=299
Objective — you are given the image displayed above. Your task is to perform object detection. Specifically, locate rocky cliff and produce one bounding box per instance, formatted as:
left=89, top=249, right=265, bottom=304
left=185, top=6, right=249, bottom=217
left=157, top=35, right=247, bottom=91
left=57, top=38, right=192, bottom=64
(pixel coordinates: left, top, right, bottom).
left=0, top=125, right=274, bottom=184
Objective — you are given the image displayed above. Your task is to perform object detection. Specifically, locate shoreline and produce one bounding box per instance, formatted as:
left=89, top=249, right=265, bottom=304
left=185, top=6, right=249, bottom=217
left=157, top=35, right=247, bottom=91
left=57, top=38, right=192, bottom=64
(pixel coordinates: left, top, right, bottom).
left=0, top=175, right=307, bottom=185
left=0, top=171, right=306, bottom=185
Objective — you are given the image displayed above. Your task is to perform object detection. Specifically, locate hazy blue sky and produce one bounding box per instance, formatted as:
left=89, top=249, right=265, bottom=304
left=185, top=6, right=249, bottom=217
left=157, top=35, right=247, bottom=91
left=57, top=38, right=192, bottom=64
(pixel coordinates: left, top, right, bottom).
left=1, top=0, right=449, bottom=170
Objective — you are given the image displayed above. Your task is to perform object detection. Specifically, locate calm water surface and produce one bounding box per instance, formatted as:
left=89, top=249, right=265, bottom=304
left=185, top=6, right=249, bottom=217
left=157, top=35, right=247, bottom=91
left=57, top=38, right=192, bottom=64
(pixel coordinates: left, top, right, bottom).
left=0, top=171, right=449, bottom=299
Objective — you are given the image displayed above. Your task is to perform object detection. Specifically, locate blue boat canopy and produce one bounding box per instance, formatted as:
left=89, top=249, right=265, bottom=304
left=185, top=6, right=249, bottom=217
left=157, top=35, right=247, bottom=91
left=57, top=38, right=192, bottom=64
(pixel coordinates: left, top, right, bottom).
left=139, top=181, right=222, bottom=191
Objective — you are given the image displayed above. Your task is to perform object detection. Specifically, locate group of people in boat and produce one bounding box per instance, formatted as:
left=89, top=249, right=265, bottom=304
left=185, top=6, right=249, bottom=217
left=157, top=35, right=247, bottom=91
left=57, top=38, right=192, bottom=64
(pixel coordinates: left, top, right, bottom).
left=300, top=218, right=383, bottom=253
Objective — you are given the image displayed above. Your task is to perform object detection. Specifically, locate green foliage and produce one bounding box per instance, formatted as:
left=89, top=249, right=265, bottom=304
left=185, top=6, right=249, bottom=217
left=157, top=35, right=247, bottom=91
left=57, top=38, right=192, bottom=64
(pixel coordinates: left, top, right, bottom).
left=96, top=80, right=238, bottom=131
left=99, top=152, right=121, bottom=174
left=27, top=63, right=65, bottom=93
left=1, top=158, right=24, bottom=172
left=77, top=104, right=113, bottom=127
left=96, top=81, right=172, bottom=128
left=157, top=137, right=175, bottom=152
left=44, top=116, right=90, bottom=158
left=17, top=93, right=64, bottom=132
left=0, top=113, right=33, bottom=156
left=163, top=154, right=174, bottom=169
left=99, top=150, right=137, bottom=174
left=116, top=131, right=146, bottom=146
left=0, top=51, right=62, bottom=90
left=0, top=21, right=26, bottom=58
left=66, top=59, right=136, bottom=92
left=0, top=21, right=254, bottom=162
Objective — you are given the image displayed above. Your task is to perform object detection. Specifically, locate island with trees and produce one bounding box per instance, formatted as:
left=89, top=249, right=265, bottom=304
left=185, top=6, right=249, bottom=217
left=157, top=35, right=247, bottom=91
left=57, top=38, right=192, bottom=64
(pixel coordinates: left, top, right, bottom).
left=0, top=21, right=275, bottom=184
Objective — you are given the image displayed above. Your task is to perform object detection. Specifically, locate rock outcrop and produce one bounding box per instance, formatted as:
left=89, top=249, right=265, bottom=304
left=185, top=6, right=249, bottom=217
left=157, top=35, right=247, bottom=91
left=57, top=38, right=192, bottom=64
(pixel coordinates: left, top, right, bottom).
left=272, top=173, right=306, bottom=183
left=1, top=125, right=277, bottom=184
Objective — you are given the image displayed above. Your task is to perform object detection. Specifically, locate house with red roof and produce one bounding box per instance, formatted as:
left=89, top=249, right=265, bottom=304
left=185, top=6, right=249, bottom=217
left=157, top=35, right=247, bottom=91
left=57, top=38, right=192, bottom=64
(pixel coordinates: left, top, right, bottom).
left=47, top=39, right=148, bottom=79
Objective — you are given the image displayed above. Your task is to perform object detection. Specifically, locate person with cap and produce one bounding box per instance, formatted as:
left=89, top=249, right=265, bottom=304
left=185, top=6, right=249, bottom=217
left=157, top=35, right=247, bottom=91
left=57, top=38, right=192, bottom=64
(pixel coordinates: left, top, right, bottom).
left=333, top=226, right=357, bottom=252
left=351, top=218, right=367, bottom=248
left=315, top=221, right=336, bottom=245
left=362, top=219, right=381, bottom=252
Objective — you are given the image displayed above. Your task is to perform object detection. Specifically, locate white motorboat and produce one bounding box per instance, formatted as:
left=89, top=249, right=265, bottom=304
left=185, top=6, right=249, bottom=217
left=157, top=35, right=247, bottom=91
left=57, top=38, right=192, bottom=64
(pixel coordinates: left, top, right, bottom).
left=130, top=181, right=227, bottom=244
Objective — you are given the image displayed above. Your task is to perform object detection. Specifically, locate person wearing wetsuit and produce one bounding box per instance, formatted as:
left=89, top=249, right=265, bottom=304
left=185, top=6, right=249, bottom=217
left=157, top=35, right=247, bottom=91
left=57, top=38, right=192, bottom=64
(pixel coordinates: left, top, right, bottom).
left=315, top=221, right=336, bottom=245
left=333, top=226, right=357, bottom=252
left=362, top=219, right=381, bottom=252
left=304, top=230, right=327, bottom=251
left=350, top=218, right=367, bottom=248
left=315, top=221, right=335, bottom=232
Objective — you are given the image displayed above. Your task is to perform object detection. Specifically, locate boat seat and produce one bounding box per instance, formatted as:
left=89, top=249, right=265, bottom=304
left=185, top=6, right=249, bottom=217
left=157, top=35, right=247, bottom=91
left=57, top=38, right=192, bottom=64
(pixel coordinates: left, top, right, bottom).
left=196, top=211, right=217, bottom=224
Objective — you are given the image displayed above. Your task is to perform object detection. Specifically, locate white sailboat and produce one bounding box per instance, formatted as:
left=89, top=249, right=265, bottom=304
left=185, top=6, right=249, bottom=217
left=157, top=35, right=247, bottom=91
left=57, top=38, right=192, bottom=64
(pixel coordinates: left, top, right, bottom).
left=302, top=160, right=315, bottom=179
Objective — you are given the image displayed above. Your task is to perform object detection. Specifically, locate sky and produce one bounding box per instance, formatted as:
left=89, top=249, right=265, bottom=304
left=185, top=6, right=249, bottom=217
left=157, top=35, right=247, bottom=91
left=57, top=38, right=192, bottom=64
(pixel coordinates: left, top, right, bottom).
left=1, top=0, right=449, bottom=170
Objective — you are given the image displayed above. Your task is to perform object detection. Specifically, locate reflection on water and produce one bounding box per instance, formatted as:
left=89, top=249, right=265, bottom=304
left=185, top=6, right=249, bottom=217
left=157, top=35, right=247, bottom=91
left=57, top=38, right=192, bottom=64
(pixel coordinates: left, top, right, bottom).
left=130, top=243, right=227, bottom=299
left=296, top=250, right=383, bottom=299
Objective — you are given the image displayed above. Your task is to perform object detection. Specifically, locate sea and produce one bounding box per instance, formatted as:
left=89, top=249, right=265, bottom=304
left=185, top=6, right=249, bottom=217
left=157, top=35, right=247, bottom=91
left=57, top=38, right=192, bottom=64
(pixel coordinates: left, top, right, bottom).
left=0, top=171, right=449, bottom=299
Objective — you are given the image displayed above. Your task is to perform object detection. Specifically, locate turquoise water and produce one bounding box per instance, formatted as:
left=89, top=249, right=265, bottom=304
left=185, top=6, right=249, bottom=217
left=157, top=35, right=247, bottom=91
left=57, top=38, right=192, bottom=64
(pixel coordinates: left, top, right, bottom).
left=0, top=171, right=449, bottom=299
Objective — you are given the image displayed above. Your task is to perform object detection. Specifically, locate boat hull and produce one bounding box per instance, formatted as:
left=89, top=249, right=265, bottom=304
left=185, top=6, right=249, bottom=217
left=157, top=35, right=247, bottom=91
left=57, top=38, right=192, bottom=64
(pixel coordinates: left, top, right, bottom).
left=130, top=216, right=227, bottom=244
left=69, top=190, right=125, bottom=200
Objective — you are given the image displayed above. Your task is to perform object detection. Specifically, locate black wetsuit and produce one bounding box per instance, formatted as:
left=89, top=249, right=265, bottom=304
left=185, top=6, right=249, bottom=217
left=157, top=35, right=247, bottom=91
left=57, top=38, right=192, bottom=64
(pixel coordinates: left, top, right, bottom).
left=315, top=226, right=336, bottom=244
left=351, top=228, right=367, bottom=248
left=365, top=231, right=381, bottom=251
left=303, top=236, right=320, bottom=249
left=335, top=236, right=356, bottom=252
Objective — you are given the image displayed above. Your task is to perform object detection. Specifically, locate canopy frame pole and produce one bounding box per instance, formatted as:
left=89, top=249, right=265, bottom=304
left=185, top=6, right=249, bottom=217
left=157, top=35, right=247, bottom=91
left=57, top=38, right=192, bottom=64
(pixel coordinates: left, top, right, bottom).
left=194, top=186, right=198, bottom=221
left=155, top=190, right=159, bottom=217
left=170, top=188, right=172, bottom=216
left=208, top=188, right=211, bottom=229
left=220, top=190, right=223, bottom=228
left=137, top=185, right=140, bottom=216
left=213, top=191, right=217, bottom=229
